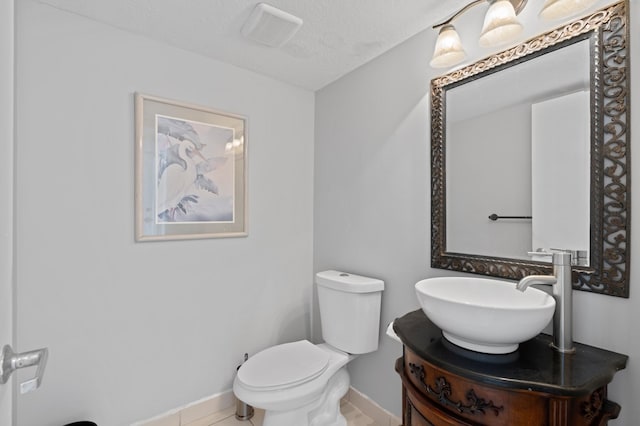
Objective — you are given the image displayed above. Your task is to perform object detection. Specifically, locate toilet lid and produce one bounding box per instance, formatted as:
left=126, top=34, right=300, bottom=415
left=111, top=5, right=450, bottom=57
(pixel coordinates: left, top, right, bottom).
left=237, top=340, right=330, bottom=390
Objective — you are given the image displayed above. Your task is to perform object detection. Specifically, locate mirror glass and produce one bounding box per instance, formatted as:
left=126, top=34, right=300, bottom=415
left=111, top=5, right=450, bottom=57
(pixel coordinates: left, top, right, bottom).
left=430, top=1, right=630, bottom=297
left=446, top=39, right=590, bottom=264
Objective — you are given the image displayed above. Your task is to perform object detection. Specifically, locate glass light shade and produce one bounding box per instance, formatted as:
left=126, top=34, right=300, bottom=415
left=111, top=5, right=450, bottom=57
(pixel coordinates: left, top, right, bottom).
left=478, top=0, right=523, bottom=48
left=539, top=0, right=597, bottom=20
left=430, top=25, right=466, bottom=68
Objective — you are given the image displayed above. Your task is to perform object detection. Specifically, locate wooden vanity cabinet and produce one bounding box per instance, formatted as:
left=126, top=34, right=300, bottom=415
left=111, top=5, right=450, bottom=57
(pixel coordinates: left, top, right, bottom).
left=393, top=310, right=628, bottom=426
left=398, top=350, right=619, bottom=426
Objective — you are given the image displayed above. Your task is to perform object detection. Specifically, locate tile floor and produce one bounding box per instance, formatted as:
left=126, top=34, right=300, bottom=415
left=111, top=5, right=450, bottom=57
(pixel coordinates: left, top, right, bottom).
left=192, top=401, right=385, bottom=426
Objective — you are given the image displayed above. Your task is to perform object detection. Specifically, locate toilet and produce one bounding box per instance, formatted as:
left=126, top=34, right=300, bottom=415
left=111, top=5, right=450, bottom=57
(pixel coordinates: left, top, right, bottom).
left=233, top=270, right=384, bottom=426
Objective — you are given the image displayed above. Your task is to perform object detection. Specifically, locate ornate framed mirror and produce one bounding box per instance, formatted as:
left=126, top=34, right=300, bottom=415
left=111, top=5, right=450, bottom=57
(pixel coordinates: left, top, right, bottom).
left=431, top=1, right=630, bottom=297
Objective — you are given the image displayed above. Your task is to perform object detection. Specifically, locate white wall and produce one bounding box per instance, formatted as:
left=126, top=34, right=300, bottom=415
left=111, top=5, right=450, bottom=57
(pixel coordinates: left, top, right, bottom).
left=315, top=1, right=640, bottom=424
left=15, top=2, right=315, bottom=425
left=1, top=0, right=15, bottom=424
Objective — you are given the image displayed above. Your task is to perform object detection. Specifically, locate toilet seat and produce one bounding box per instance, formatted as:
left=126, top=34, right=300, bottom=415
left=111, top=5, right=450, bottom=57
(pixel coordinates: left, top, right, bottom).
left=237, top=340, right=330, bottom=391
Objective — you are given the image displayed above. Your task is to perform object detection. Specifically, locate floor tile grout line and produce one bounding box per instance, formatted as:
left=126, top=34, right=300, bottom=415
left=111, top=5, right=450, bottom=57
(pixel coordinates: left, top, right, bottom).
left=204, top=401, right=379, bottom=426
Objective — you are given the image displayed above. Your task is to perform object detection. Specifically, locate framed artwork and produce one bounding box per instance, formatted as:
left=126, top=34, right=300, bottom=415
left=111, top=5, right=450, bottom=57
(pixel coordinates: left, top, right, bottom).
left=135, top=93, right=247, bottom=241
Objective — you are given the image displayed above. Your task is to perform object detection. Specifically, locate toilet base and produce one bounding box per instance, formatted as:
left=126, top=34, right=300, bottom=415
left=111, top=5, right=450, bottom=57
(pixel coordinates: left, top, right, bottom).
left=262, top=367, right=350, bottom=426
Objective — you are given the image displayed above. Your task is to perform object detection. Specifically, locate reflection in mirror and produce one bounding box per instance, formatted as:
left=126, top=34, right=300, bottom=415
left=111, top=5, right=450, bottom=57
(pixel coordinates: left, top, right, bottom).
left=446, top=39, right=590, bottom=264
left=431, top=1, right=630, bottom=297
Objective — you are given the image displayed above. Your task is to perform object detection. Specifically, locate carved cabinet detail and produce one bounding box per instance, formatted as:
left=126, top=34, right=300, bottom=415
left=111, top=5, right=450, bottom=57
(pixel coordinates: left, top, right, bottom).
left=398, top=351, right=621, bottom=426
left=393, top=310, right=628, bottom=426
left=408, top=362, right=503, bottom=417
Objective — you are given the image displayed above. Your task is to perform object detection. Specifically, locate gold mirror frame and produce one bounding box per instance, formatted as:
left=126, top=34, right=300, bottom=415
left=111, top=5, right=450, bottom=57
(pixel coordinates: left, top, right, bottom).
left=431, top=1, right=630, bottom=297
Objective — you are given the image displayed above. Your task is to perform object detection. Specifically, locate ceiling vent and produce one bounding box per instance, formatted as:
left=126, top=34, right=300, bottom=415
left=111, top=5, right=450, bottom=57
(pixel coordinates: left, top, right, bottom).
left=241, top=3, right=303, bottom=48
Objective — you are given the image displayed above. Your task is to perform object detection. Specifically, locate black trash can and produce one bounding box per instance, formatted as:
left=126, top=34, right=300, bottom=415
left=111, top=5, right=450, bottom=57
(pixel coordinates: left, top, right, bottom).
left=63, top=422, right=97, bottom=426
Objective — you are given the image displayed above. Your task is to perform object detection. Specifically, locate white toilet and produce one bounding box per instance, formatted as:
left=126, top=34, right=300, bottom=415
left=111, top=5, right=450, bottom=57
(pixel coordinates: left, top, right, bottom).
left=233, top=270, right=384, bottom=426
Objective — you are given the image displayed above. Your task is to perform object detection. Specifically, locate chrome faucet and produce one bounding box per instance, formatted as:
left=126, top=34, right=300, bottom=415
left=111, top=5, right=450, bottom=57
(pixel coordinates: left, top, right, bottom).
left=516, top=250, right=574, bottom=353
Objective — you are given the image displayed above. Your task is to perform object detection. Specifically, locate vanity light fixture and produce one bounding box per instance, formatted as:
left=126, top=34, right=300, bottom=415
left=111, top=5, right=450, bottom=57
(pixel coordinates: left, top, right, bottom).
left=430, top=0, right=597, bottom=68
left=430, top=0, right=527, bottom=68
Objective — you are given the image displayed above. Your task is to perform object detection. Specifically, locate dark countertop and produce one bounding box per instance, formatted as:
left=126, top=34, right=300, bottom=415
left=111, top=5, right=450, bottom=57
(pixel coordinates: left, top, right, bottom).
left=394, top=309, right=628, bottom=396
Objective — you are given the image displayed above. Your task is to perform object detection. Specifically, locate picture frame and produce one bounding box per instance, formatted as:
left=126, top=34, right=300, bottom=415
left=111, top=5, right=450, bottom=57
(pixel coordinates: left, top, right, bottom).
left=135, top=93, right=247, bottom=241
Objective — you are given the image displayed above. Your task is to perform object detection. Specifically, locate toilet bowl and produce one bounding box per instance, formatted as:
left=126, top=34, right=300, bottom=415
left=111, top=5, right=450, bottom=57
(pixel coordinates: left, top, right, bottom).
left=234, top=341, right=354, bottom=426
left=233, top=270, right=384, bottom=426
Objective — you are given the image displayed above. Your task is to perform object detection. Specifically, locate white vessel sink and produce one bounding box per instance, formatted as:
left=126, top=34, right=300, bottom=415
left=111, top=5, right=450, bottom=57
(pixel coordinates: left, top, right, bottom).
left=415, top=277, right=555, bottom=354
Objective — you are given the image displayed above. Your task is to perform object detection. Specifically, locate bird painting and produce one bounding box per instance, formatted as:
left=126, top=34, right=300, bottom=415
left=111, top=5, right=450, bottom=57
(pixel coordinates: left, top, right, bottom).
left=157, top=116, right=202, bottom=148
left=155, top=116, right=232, bottom=222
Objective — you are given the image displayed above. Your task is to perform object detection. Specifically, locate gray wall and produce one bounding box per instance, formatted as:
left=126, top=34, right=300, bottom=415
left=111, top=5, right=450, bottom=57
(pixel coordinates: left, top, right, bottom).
left=314, top=27, right=432, bottom=414
left=314, top=2, right=640, bottom=424
left=15, top=2, right=315, bottom=425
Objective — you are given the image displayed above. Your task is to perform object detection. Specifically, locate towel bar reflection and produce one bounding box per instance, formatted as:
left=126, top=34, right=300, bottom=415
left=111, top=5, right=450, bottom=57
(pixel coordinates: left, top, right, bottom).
left=488, top=213, right=532, bottom=221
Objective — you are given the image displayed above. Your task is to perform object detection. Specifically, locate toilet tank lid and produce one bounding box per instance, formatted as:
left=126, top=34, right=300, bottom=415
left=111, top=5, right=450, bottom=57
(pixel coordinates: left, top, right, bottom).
left=315, top=270, right=384, bottom=293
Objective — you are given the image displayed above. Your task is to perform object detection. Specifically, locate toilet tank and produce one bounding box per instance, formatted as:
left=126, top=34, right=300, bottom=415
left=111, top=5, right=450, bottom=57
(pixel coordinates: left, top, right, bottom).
left=316, top=270, right=384, bottom=354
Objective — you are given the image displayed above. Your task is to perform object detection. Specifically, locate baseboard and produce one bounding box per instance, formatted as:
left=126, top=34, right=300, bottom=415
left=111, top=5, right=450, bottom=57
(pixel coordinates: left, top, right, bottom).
left=344, top=386, right=402, bottom=426
left=131, top=389, right=235, bottom=426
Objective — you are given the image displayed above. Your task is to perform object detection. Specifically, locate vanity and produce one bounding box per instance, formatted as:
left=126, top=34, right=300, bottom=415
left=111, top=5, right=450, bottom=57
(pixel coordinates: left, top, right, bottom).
left=394, top=310, right=628, bottom=426
left=398, top=1, right=631, bottom=424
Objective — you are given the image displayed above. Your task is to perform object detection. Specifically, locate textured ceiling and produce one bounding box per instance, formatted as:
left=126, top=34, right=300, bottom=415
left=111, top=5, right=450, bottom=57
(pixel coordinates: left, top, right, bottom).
left=36, top=0, right=470, bottom=91
left=35, top=0, right=614, bottom=91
